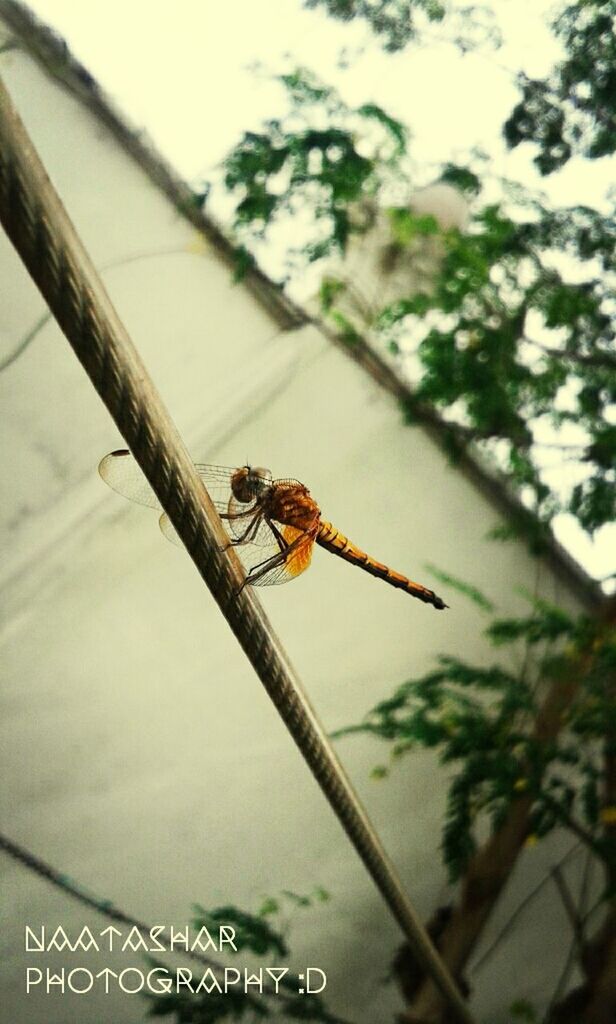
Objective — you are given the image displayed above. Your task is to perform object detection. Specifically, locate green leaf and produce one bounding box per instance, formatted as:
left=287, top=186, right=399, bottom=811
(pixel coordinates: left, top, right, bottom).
left=231, top=244, right=256, bottom=283
left=440, top=163, right=482, bottom=196
left=313, top=887, right=331, bottom=902
left=192, top=904, right=288, bottom=958
left=282, top=890, right=312, bottom=908
left=509, top=997, right=539, bottom=1022
left=258, top=896, right=280, bottom=917
left=319, top=276, right=346, bottom=311
left=423, top=565, right=495, bottom=612
left=357, top=102, right=408, bottom=153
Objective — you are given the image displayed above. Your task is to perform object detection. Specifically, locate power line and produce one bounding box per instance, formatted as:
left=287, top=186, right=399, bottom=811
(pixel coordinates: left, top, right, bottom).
left=0, top=830, right=221, bottom=972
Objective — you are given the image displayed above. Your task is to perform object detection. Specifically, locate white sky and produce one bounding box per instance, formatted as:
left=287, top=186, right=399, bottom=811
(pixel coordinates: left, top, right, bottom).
left=24, top=0, right=616, bottom=585
left=27, top=0, right=614, bottom=201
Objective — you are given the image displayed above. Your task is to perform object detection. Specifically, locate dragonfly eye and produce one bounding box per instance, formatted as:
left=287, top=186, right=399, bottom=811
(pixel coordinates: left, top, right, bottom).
left=248, top=466, right=273, bottom=497
left=231, top=466, right=272, bottom=503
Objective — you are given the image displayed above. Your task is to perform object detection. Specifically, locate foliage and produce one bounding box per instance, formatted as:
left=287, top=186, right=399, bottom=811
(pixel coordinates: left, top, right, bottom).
left=509, top=999, right=539, bottom=1023
left=383, top=192, right=616, bottom=534
left=302, top=0, right=501, bottom=54
left=424, top=564, right=496, bottom=612
left=145, top=892, right=339, bottom=1023
left=304, top=0, right=445, bottom=52
left=504, top=0, right=616, bottom=173
left=222, top=69, right=616, bottom=536
left=333, top=591, right=616, bottom=883
left=223, top=68, right=408, bottom=270
left=191, top=904, right=289, bottom=958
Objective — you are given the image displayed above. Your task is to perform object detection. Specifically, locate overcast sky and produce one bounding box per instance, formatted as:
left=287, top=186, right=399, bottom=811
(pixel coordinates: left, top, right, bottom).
left=24, top=1, right=615, bottom=585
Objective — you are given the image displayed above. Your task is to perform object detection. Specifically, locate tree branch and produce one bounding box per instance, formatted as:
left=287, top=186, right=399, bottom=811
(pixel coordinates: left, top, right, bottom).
left=541, top=793, right=605, bottom=861
left=551, top=864, right=586, bottom=957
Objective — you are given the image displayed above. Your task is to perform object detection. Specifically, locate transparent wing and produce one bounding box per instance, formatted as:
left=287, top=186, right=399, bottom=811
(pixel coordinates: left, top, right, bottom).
left=159, top=516, right=314, bottom=587
left=222, top=495, right=275, bottom=545
left=246, top=526, right=315, bottom=587
left=99, top=450, right=269, bottom=541
left=158, top=513, right=182, bottom=545
left=99, top=450, right=163, bottom=510
left=158, top=511, right=281, bottom=559
left=98, top=449, right=239, bottom=514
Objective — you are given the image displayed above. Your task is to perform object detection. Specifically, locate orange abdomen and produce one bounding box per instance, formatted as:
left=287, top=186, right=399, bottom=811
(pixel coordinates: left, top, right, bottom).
left=316, top=521, right=447, bottom=610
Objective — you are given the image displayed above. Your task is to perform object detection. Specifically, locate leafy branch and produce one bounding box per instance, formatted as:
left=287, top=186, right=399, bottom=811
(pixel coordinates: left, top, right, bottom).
left=222, top=67, right=409, bottom=271
left=302, top=0, right=502, bottom=54
left=334, top=591, right=616, bottom=885
left=504, top=0, right=616, bottom=173
left=145, top=891, right=341, bottom=1023
left=219, top=70, right=616, bottom=537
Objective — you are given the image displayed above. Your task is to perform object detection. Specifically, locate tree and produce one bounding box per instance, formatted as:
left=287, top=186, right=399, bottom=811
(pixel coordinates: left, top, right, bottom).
left=336, top=583, right=616, bottom=1024
left=221, top=68, right=616, bottom=541
left=201, top=2, right=616, bottom=1021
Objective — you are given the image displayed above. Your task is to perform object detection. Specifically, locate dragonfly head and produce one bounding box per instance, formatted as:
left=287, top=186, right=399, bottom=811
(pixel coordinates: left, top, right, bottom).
left=231, top=465, right=273, bottom=503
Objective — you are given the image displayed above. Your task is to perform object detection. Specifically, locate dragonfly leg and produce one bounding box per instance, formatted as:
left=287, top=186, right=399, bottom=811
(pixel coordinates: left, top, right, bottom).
left=219, top=511, right=263, bottom=552
left=266, top=518, right=290, bottom=555
left=235, top=553, right=285, bottom=595
left=237, top=512, right=264, bottom=544
left=248, top=529, right=309, bottom=578
left=238, top=530, right=310, bottom=592
left=241, top=553, right=288, bottom=590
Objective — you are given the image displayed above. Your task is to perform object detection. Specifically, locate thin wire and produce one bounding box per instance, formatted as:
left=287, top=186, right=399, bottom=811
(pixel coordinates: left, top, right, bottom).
left=0, top=830, right=221, bottom=972
left=470, top=842, right=582, bottom=976
left=551, top=863, right=586, bottom=955
left=0, top=75, right=474, bottom=1024
left=544, top=847, right=595, bottom=1019
left=0, top=308, right=49, bottom=371
left=0, top=244, right=268, bottom=374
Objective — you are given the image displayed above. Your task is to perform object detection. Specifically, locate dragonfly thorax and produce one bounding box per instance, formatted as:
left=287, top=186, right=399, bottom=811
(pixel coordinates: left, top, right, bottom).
left=231, top=466, right=273, bottom=504
left=265, top=482, right=321, bottom=533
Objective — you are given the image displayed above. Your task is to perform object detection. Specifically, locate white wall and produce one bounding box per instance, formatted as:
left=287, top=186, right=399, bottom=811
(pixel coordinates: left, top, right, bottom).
left=0, top=37, right=591, bottom=1024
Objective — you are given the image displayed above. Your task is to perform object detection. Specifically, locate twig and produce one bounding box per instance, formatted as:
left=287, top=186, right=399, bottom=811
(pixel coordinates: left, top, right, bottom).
left=470, top=842, right=582, bottom=976
left=544, top=848, right=595, bottom=1020
left=0, top=830, right=222, bottom=972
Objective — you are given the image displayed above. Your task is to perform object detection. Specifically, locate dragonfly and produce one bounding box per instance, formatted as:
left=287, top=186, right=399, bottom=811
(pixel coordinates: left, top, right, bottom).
left=99, top=450, right=447, bottom=610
